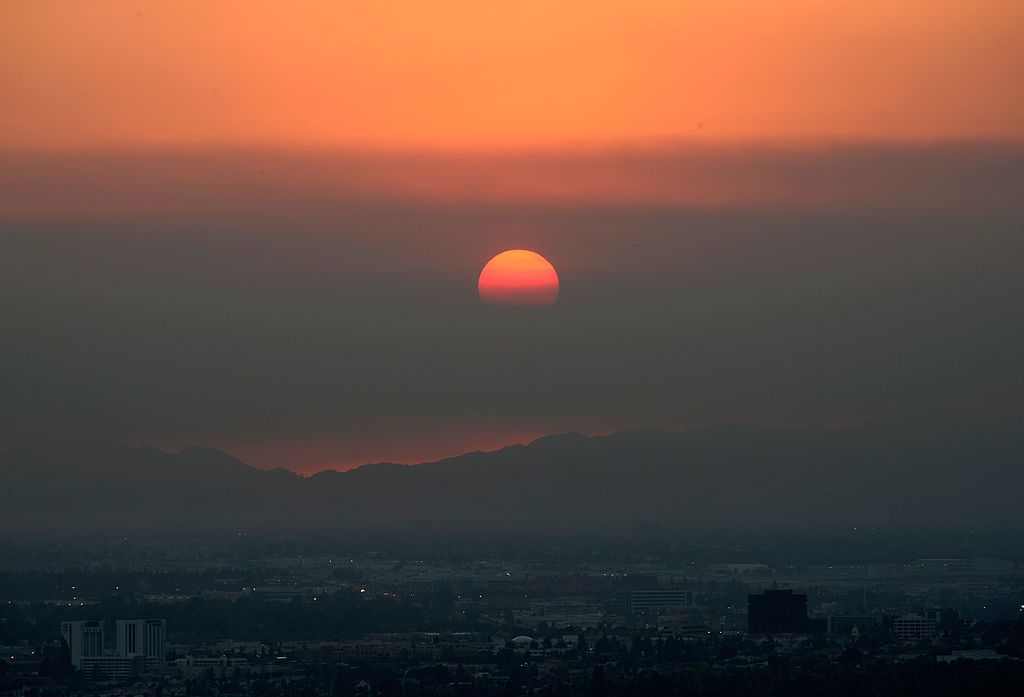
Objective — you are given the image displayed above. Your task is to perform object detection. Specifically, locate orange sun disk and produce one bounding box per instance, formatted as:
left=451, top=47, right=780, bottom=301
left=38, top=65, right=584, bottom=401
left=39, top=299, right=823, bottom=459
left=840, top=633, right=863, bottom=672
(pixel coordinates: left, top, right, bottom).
left=478, top=250, right=559, bottom=306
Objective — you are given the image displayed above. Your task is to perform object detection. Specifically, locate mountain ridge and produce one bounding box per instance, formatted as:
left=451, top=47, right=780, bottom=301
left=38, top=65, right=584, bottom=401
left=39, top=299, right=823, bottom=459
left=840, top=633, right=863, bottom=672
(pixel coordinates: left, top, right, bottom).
left=2, top=420, right=1021, bottom=531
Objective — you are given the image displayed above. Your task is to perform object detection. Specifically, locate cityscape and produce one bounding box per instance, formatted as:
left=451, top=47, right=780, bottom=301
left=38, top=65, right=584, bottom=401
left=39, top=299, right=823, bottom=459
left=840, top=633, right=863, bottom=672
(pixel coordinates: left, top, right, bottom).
left=1, top=530, right=1023, bottom=695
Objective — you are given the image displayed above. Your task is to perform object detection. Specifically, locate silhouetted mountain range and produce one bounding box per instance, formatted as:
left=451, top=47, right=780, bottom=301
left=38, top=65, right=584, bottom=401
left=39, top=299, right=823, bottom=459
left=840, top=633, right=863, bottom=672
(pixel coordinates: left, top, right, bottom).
left=2, top=419, right=1022, bottom=531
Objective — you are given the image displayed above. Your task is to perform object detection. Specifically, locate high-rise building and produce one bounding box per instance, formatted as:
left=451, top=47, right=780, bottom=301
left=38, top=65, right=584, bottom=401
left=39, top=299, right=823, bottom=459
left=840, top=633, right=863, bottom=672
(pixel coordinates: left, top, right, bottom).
left=61, top=620, right=105, bottom=669
left=116, top=619, right=167, bottom=670
left=748, top=589, right=812, bottom=634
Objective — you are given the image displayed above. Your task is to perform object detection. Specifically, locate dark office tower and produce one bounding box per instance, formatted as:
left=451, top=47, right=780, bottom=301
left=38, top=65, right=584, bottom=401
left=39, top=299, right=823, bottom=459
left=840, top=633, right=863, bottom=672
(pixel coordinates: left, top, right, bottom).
left=748, top=589, right=809, bottom=633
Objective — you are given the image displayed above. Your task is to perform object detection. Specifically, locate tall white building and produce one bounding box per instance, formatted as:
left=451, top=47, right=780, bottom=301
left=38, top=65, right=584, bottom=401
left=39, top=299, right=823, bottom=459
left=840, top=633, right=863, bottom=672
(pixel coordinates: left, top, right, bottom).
left=116, top=619, right=167, bottom=670
left=61, top=620, right=105, bottom=669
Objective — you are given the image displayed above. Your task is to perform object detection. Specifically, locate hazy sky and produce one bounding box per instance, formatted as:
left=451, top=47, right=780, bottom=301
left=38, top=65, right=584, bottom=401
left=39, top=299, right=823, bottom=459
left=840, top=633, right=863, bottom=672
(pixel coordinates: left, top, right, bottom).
left=2, top=2, right=1022, bottom=471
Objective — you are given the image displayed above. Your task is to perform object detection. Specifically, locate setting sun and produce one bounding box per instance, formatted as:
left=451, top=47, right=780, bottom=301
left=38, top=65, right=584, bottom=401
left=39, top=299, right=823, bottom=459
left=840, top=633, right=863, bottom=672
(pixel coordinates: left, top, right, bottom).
left=478, top=250, right=560, bottom=306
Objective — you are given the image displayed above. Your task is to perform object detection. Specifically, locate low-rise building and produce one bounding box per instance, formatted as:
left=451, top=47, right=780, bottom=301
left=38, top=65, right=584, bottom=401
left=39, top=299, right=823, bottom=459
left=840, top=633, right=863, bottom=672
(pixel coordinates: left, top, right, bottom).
left=892, top=613, right=936, bottom=640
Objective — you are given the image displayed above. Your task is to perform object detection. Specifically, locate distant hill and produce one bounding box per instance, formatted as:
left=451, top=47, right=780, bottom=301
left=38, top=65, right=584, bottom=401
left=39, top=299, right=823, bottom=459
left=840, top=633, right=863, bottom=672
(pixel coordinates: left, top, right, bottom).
left=2, top=420, right=1022, bottom=531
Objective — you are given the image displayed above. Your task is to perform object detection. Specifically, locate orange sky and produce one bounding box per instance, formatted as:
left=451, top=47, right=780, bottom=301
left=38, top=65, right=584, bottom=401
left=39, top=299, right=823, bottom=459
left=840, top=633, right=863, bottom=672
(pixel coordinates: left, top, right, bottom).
left=3, top=0, right=1023, bottom=150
